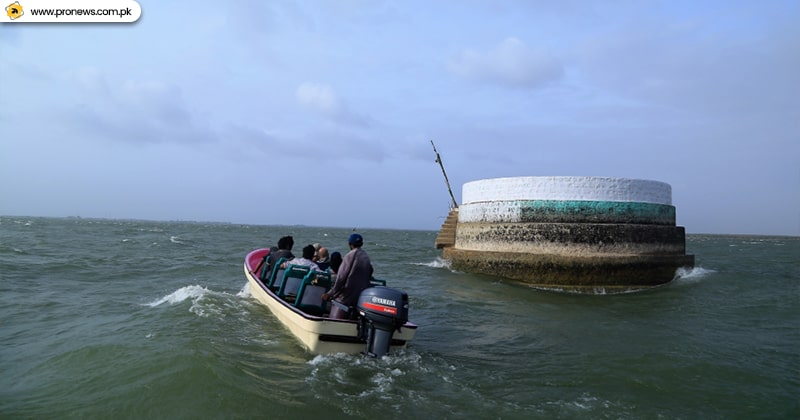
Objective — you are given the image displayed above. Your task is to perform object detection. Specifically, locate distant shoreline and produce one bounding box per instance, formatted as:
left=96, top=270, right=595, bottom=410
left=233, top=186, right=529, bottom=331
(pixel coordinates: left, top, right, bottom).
left=0, top=215, right=440, bottom=233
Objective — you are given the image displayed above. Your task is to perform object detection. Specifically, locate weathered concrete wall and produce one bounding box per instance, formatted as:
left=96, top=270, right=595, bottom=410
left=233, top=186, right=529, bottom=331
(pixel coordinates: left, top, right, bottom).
left=443, top=247, right=695, bottom=292
left=444, top=176, right=694, bottom=292
left=455, top=222, right=687, bottom=255
left=459, top=200, right=676, bottom=225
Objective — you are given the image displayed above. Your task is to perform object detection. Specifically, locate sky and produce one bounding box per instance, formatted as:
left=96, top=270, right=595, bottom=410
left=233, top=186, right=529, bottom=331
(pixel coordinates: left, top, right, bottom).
left=1, top=0, right=798, bottom=235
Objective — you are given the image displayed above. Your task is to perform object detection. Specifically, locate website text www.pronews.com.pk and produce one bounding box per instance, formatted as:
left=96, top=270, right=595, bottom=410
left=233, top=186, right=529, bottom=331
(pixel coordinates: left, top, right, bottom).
left=28, top=7, right=132, bottom=19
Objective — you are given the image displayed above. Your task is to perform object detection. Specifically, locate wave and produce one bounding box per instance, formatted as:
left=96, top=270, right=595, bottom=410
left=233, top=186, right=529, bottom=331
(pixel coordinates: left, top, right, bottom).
left=237, top=282, right=252, bottom=298
left=169, top=236, right=185, bottom=244
left=145, top=285, right=241, bottom=318
left=672, top=266, right=716, bottom=287
left=527, top=267, right=716, bottom=295
left=145, top=285, right=211, bottom=307
left=531, top=285, right=647, bottom=295
left=146, top=283, right=267, bottom=321
left=306, top=351, right=425, bottom=395
left=675, top=266, right=715, bottom=280
left=410, top=257, right=452, bottom=270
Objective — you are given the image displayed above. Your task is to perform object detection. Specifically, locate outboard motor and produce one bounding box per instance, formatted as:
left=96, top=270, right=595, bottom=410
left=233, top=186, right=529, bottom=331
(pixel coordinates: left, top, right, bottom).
left=357, top=287, right=409, bottom=358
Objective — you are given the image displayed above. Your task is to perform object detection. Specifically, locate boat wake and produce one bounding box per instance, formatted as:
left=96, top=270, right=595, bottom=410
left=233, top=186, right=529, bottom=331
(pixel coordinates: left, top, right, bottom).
left=306, top=351, right=426, bottom=397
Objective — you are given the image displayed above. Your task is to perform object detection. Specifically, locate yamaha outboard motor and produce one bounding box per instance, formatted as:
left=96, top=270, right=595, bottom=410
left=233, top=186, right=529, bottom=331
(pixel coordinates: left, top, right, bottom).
left=357, top=287, right=409, bottom=357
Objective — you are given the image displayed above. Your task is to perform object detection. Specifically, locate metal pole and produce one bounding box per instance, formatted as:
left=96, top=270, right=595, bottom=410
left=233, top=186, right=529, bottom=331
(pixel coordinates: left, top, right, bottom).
left=431, top=140, right=458, bottom=209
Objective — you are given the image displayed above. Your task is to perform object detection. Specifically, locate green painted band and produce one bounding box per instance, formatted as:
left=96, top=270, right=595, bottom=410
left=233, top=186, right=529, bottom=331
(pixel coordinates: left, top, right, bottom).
left=459, top=200, right=676, bottom=225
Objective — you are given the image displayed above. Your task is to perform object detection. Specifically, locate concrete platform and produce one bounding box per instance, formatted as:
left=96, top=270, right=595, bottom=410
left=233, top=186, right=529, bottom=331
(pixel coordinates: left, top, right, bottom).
left=437, top=176, right=694, bottom=293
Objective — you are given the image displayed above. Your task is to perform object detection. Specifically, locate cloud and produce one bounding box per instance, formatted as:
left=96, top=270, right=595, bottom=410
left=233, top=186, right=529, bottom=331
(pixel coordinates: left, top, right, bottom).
left=68, top=67, right=215, bottom=144
left=296, top=82, right=342, bottom=115
left=576, top=17, right=800, bottom=119
left=119, top=80, right=193, bottom=126
left=0, top=22, right=23, bottom=44
left=448, top=37, right=564, bottom=89
left=295, top=82, right=373, bottom=127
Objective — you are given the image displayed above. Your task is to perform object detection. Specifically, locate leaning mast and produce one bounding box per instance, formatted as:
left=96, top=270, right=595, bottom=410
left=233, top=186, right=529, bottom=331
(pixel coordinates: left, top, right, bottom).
left=431, top=140, right=458, bottom=209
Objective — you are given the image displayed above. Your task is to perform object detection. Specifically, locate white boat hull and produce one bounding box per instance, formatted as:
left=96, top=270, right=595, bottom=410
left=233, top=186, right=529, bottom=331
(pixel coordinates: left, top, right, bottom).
left=244, top=249, right=417, bottom=355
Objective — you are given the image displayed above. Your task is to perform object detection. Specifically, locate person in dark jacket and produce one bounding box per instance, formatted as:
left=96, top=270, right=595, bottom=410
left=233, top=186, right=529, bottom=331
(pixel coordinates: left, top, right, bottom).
left=322, top=233, right=373, bottom=319
left=266, top=235, right=294, bottom=271
left=315, top=247, right=331, bottom=271
left=329, top=251, right=343, bottom=274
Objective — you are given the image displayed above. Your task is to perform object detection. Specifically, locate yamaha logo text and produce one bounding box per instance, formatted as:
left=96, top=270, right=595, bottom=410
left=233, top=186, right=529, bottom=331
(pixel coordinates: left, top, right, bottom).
left=372, top=297, right=395, bottom=306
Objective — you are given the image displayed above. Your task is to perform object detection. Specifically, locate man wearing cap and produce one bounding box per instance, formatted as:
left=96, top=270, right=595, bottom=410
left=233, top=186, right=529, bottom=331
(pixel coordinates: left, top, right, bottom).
left=322, top=233, right=373, bottom=319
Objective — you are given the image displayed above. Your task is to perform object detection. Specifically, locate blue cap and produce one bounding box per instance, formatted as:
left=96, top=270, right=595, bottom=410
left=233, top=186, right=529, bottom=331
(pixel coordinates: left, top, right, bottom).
left=348, top=233, right=363, bottom=246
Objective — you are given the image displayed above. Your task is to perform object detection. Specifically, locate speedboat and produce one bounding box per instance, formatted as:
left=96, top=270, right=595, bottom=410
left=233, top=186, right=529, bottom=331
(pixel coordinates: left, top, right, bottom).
left=243, top=248, right=418, bottom=356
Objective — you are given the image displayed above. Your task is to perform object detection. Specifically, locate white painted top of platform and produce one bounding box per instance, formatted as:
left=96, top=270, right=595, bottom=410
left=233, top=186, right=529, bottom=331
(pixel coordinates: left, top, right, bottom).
left=461, top=176, right=672, bottom=205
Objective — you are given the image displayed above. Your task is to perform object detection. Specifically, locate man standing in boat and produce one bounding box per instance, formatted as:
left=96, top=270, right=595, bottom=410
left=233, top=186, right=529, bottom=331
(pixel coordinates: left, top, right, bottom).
left=323, top=233, right=373, bottom=319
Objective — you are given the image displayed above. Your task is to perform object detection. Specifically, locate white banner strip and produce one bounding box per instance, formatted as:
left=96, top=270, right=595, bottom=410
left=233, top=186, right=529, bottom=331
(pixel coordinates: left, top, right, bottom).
left=3, top=0, right=141, bottom=23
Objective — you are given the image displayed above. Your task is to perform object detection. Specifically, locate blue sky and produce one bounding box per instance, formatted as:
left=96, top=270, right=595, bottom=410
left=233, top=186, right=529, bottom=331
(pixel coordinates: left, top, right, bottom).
left=1, top=0, right=798, bottom=235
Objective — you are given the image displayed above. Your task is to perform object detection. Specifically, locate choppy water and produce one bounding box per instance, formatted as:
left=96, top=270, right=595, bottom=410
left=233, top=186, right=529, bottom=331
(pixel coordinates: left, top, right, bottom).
left=1, top=216, right=798, bottom=419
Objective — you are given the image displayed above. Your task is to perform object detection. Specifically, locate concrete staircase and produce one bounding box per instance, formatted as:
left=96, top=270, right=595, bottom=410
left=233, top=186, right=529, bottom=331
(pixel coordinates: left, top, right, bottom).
left=435, top=208, right=459, bottom=249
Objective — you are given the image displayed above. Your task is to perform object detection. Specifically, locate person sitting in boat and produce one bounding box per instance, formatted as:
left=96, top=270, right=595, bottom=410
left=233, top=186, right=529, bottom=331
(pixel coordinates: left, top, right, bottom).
left=312, top=243, right=321, bottom=259
left=266, top=235, right=294, bottom=270
left=329, top=251, right=342, bottom=273
left=327, top=251, right=343, bottom=282
left=315, top=247, right=331, bottom=271
left=282, top=244, right=320, bottom=270
left=322, top=234, right=373, bottom=319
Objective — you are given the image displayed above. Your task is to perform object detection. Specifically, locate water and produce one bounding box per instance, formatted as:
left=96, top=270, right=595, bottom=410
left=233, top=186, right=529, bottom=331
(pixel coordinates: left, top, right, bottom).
left=1, top=216, right=798, bottom=419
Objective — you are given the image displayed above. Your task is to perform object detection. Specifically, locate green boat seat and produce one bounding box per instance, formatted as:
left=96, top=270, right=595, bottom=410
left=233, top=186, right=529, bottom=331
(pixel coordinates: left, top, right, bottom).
left=294, top=271, right=332, bottom=316
left=277, top=264, right=313, bottom=300
left=257, top=255, right=272, bottom=282
left=266, top=257, right=289, bottom=291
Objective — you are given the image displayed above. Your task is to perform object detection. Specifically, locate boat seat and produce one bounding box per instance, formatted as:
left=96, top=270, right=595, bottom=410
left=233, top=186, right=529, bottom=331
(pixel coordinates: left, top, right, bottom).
left=276, top=264, right=312, bottom=300
left=257, top=255, right=272, bottom=282
left=294, top=271, right=332, bottom=316
left=266, top=257, right=289, bottom=291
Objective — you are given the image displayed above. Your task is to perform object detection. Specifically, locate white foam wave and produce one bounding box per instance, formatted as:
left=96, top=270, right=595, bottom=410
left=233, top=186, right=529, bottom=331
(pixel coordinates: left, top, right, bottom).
left=237, top=282, right=252, bottom=298
left=146, top=285, right=245, bottom=318
left=146, top=285, right=210, bottom=307
left=535, top=267, right=717, bottom=294
left=675, top=266, right=715, bottom=280
left=307, top=354, right=328, bottom=366
left=169, top=236, right=185, bottom=244
left=306, top=351, right=421, bottom=398
left=411, top=257, right=452, bottom=269
left=307, top=350, right=423, bottom=368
